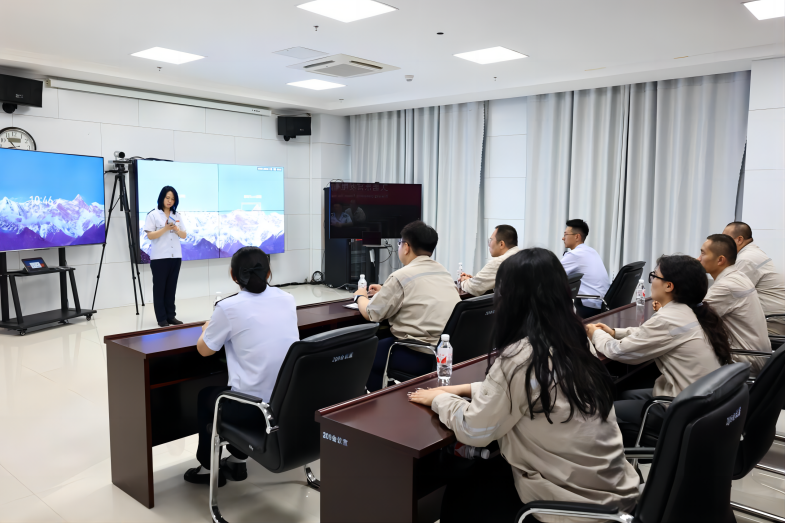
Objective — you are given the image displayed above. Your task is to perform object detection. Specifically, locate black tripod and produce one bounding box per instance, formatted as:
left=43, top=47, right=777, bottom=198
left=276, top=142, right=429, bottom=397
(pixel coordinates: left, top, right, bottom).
left=92, top=162, right=145, bottom=314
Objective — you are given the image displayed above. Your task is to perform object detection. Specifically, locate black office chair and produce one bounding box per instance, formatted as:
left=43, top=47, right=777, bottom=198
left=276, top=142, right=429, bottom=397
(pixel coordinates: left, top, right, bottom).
left=567, top=272, right=583, bottom=300
left=515, top=362, right=751, bottom=523
left=207, top=323, right=379, bottom=523
left=729, top=344, right=785, bottom=521
left=576, top=261, right=645, bottom=313
left=384, top=295, right=495, bottom=386
left=766, top=313, right=785, bottom=349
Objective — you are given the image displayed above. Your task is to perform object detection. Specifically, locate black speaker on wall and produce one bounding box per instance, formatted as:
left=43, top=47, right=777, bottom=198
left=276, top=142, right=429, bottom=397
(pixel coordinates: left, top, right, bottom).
left=277, top=116, right=311, bottom=141
left=0, top=74, right=43, bottom=114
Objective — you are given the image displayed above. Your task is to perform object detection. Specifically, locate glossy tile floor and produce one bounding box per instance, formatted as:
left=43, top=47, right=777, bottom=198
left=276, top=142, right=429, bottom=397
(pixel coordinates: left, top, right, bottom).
left=0, top=285, right=352, bottom=523
left=0, top=284, right=782, bottom=522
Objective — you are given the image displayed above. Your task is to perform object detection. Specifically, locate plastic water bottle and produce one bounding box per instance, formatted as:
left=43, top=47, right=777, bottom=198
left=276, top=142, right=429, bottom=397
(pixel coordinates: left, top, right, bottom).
left=358, top=274, right=367, bottom=291
left=635, top=279, right=646, bottom=326
left=436, top=334, right=453, bottom=386
left=452, top=442, right=491, bottom=460
left=456, top=262, right=463, bottom=289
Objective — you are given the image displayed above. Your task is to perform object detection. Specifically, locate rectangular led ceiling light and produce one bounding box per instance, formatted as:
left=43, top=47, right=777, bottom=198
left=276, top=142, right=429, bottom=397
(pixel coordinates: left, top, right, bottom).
left=454, top=46, right=528, bottom=65
left=287, top=79, right=345, bottom=90
left=297, top=0, right=397, bottom=23
left=131, top=47, right=204, bottom=64
left=743, top=0, right=785, bottom=19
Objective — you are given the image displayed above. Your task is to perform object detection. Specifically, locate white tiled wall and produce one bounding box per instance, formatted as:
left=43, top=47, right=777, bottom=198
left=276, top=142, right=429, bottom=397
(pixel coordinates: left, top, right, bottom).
left=1, top=86, right=343, bottom=317
left=481, top=97, right=527, bottom=267
left=743, top=58, right=785, bottom=273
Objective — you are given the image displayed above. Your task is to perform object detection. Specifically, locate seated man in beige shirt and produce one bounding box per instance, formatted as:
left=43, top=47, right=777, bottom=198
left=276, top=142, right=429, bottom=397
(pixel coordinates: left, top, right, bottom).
left=699, top=234, right=770, bottom=372
left=724, top=221, right=785, bottom=336
left=354, top=220, right=460, bottom=391
left=459, top=224, right=520, bottom=296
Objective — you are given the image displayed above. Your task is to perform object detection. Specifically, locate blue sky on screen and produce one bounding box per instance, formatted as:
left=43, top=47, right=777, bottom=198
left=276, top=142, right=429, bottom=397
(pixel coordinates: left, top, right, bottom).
left=136, top=160, right=219, bottom=213
left=218, top=165, right=284, bottom=212
left=0, top=148, right=104, bottom=204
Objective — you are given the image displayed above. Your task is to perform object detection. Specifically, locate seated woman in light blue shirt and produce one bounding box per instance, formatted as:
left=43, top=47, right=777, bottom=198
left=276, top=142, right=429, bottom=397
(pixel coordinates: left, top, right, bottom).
left=183, top=247, right=299, bottom=486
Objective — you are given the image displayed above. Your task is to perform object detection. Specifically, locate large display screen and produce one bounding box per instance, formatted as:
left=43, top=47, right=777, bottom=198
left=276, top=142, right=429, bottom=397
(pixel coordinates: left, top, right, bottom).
left=0, top=148, right=105, bottom=252
left=328, top=182, right=422, bottom=239
left=133, top=160, right=284, bottom=263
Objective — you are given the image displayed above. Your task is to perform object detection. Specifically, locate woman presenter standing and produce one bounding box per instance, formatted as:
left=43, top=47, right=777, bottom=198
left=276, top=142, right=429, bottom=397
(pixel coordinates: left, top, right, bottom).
left=144, top=186, right=187, bottom=327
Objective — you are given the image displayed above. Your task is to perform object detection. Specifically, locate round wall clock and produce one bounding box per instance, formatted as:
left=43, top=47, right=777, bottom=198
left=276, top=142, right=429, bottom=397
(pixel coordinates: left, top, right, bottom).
left=0, top=127, right=36, bottom=151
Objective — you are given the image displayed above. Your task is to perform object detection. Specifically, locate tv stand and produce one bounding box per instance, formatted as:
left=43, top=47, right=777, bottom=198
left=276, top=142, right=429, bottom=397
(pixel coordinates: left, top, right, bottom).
left=0, top=248, right=96, bottom=335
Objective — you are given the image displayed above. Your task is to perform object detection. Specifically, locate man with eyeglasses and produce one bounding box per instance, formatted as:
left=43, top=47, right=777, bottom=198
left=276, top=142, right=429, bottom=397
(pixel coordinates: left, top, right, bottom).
left=560, top=219, right=610, bottom=319
left=353, top=220, right=460, bottom=391
left=459, top=225, right=520, bottom=296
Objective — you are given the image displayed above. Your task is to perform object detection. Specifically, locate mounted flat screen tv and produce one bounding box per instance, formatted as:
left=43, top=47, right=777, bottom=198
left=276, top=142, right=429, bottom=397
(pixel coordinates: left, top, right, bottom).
left=328, top=182, right=422, bottom=239
left=0, top=148, right=105, bottom=252
left=131, top=160, right=285, bottom=263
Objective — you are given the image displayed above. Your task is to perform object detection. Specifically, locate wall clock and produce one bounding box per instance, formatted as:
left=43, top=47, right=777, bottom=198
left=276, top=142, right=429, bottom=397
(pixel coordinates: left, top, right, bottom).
left=0, top=127, right=36, bottom=151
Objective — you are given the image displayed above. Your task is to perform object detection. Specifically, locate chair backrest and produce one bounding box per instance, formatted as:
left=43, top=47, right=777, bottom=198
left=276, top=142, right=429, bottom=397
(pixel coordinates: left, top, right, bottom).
left=566, top=272, right=583, bottom=299
left=442, top=294, right=495, bottom=364
left=636, top=362, right=750, bottom=523
left=604, top=261, right=645, bottom=310
left=265, top=323, right=379, bottom=473
left=734, top=343, right=785, bottom=479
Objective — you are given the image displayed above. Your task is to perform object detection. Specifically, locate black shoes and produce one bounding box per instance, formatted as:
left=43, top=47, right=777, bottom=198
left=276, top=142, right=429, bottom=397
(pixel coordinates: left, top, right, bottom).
left=158, top=321, right=169, bottom=328
left=168, top=317, right=184, bottom=325
left=220, top=457, right=248, bottom=482
left=183, top=466, right=226, bottom=487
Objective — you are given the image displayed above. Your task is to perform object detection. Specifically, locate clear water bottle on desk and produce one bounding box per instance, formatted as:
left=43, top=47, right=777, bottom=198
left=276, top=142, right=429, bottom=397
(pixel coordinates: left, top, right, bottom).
left=456, top=263, right=463, bottom=289
left=358, top=274, right=367, bottom=291
left=635, top=279, right=646, bottom=326
left=436, top=334, right=453, bottom=386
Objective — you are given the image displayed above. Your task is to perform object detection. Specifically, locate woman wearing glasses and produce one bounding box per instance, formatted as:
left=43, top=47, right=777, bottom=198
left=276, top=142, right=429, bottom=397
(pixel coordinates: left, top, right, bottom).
left=586, top=255, right=733, bottom=446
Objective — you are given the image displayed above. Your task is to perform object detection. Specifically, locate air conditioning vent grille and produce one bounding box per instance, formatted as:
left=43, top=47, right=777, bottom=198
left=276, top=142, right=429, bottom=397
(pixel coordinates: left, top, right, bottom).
left=288, top=54, right=398, bottom=78
left=304, top=60, right=335, bottom=69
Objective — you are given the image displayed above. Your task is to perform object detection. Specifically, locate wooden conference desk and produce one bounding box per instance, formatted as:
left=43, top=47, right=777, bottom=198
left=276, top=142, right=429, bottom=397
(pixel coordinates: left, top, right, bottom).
left=316, top=301, right=655, bottom=523
left=104, top=298, right=365, bottom=508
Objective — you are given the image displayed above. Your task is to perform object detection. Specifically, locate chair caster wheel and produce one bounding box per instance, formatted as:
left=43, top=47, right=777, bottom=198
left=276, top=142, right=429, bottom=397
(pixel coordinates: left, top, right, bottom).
left=19, top=330, right=26, bottom=336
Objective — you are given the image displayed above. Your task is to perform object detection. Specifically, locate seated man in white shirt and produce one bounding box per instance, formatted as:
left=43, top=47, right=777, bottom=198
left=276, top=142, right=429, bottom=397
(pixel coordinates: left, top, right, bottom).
left=459, top=224, right=520, bottom=296
left=723, top=221, right=785, bottom=336
left=330, top=203, right=353, bottom=228
left=560, top=219, right=611, bottom=319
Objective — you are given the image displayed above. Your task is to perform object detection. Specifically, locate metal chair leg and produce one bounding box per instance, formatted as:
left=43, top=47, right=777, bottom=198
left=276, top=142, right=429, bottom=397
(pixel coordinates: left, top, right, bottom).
left=631, top=400, right=670, bottom=470
left=209, top=402, right=229, bottom=523
left=304, top=464, right=320, bottom=491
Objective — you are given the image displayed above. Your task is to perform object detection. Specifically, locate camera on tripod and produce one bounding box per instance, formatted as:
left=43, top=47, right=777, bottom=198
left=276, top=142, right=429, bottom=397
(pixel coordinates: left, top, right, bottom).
left=110, top=151, right=132, bottom=166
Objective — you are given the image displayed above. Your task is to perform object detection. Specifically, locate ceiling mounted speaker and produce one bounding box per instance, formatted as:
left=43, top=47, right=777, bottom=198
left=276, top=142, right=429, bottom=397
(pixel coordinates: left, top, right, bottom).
left=288, top=54, right=399, bottom=78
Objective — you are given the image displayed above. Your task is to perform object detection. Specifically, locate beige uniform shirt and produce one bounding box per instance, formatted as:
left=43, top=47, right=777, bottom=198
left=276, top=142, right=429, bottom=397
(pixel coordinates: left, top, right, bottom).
left=432, top=339, right=640, bottom=523
left=591, top=302, right=722, bottom=398
left=366, top=256, right=461, bottom=345
left=460, top=246, right=521, bottom=296
left=736, top=242, right=785, bottom=335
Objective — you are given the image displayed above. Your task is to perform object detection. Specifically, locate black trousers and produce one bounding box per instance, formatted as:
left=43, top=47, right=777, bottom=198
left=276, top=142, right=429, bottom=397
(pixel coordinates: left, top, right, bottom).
left=574, top=299, right=603, bottom=320
left=441, top=455, right=534, bottom=523
left=614, top=388, right=667, bottom=447
left=150, top=257, right=181, bottom=323
left=366, top=336, right=436, bottom=392
left=196, top=386, right=257, bottom=469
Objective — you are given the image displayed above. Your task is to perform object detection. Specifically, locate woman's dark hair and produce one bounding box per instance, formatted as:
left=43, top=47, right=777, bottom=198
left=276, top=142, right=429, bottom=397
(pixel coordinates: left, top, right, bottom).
left=157, top=186, right=179, bottom=213
left=656, top=254, right=733, bottom=365
left=491, top=248, right=615, bottom=423
left=230, top=246, right=271, bottom=294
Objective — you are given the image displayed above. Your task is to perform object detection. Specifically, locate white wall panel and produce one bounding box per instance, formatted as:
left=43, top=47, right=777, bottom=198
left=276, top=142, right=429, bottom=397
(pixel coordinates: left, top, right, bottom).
left=285, top=214, right=310, bottom=251
left=320, top=144, right=351, bottom=180
left=311, top=249, right=322, bottom=274
left=753, top=229, right=785, bottom=274
left=487, top=135, right=527, bottom=178
left=285, top=179, right=310, bottom=215
left=742, top=170, right=785, bottom=232
left=10, top=116, right=101, bottom=156
left=0, top=111, right=13, bottom=130
left=207, top=258, right=235, bottom=298
left=311, top=214, right=323, bottom=250
left=58, top=91, right=138, bottom=126
left=750, top=58, right=785, bottom=111
left=269, top=249, right=310, bottom=285
left=89, top=261, right=144, bottom=310
left=173, top=131, right=234, bottom=164
left=65, top=244, right=103, bottom=267
left=287, top=143, right=310, bottom=179
left=261, top=115, right=279, bottom=141
left=235, top=137, right=288, bottom=168
left=484, top=178, right=526, bottom=220
left=746, top=108, right=785, bottom=171
left=139, top=101, right=205, bottom=133
left=312, top=114, right=350, bottom=145
left=206, top=109, right=262, bottom=139
left=487, top=97, right=527, bottom=137
left=140, top=260, right=210, bottom=304
left=100, top=124, right=175, bottom=163
left=310, top=178, right=330, bottom=216
left=12, top=86, right=59, bottom=119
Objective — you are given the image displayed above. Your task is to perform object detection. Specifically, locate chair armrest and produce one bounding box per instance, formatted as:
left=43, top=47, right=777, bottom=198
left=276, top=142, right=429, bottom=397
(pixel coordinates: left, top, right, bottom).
left=517, top=501, right=631, bottom=523
left=624, top=447, right=656, bottom=460
left=575, top=295, right=610, bottom=309
left=634, top=397, right=672, bottom=448
left=765, top=314, right=785, bottom=320
left=731, top=349, right=772, bottom=357
left=391, top=340, right=437, bottom=356
left=217, top=391, right=278, bottom=434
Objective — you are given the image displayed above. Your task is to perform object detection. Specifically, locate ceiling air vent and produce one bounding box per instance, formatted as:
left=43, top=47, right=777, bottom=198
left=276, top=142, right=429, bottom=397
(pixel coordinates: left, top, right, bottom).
left=288, top=54, right=399, bottom=78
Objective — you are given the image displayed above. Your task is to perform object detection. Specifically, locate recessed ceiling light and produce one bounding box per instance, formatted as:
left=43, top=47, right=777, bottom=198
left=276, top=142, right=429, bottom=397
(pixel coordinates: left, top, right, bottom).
left=131, top=47, right=204, bottom=65
left=297, top=0, right=397, bottom=23
left=744, top=0, right=785, bottom=19
left=454, top=47, right=527, bottom=65
left=288, top=79, right=345, bottom=90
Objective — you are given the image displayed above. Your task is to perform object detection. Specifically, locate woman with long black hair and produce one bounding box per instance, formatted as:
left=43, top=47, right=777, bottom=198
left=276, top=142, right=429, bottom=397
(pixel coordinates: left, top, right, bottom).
left=409, top=248, right=639, bottom=523
left=144, top=185, right=187, bottom=327
left=587, top=254, right=732, bottom=446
